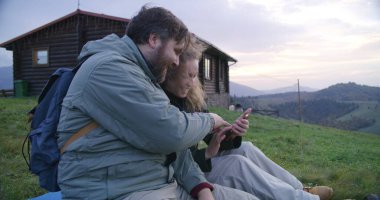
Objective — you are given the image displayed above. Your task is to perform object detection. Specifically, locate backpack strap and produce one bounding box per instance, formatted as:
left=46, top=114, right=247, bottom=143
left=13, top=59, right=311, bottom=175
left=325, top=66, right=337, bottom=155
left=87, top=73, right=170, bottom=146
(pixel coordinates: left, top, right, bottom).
left=60, top=122, right=99, bottom=154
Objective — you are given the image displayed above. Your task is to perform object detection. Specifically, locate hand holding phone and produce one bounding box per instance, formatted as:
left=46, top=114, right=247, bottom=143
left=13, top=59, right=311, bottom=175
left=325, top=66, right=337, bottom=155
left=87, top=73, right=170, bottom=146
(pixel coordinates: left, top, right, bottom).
left=225, top=108, right=252, bottom=139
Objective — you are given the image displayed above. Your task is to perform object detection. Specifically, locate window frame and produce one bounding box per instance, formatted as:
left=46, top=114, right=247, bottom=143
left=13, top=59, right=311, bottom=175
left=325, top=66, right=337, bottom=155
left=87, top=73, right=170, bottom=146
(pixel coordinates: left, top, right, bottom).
left=204, top=56, right=211, bottom=80
left=32, top=47, right=49, bottom=67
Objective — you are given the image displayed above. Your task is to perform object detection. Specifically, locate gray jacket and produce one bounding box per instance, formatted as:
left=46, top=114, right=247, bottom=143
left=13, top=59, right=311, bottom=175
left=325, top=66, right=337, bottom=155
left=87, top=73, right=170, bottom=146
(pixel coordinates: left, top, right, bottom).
left=57, top=34, right=213, bottom=199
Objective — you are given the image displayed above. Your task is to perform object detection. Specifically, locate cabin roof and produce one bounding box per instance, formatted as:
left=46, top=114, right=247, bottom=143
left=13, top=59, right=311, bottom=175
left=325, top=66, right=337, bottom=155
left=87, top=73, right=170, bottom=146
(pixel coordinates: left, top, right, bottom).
left=0, top=9, right=236, bottom=63
left=0, top=9, right=129, bottom=48
left=198, top=36, right=237, bottom=63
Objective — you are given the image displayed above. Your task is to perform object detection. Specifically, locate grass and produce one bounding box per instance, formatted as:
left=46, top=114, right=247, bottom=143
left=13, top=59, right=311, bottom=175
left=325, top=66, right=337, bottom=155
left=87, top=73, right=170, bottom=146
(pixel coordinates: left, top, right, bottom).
left=210, top=107, right=380, bottom=199
left=0, top=97, right=43, bottom=199
left=0, top=97, right=379, bottom=199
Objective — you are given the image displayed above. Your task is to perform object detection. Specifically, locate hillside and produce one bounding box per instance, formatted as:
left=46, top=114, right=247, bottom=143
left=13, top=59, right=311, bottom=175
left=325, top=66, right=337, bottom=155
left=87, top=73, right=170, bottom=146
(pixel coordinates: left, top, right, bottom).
left=0, top=97, right=379, bottom=200
left=232, top=82, right=380, bottom=135
left=252, top=82, right=380, bottom=102
left=315, top=82, right=380, bottom=101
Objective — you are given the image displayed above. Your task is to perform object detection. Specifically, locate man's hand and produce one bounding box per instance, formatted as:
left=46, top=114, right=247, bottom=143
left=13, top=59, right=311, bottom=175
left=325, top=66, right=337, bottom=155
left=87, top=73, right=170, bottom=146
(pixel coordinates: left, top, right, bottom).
left=197, top=188, right=215, bottom=200
left=205, top=126, right=232, bottom=160
left=209, top=113, right=230, bottom=129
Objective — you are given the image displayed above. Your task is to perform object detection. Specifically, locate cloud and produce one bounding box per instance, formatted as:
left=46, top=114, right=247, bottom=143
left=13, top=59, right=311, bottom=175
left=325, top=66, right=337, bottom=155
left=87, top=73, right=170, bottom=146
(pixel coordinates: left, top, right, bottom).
left=180, top=0, right=305, bottom=52
left=0, top=0, right=379, bottom=90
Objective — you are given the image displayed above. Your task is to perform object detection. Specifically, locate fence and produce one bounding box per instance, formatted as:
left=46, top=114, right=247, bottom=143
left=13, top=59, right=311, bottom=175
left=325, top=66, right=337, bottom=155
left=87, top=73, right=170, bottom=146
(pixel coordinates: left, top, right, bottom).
left=0, top=89, right=14, bottom=97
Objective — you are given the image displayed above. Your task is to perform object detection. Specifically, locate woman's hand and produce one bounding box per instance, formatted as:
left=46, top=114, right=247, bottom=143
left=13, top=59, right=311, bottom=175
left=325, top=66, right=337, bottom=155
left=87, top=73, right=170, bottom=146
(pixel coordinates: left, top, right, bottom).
left=197, top=188, right=215, bottom=200
left=205, top=126, right=232, bottom=159
left=228, top=108, right=252, bottom=139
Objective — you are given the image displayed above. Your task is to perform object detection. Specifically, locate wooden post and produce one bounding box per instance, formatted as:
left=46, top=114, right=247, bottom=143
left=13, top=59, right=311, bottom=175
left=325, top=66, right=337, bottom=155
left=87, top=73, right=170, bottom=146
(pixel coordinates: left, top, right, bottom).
left=297, top=79, right=303, bottom=157
left=297, top=79, right=302, bottom=122
left=1, top=89, right=6, bottom=97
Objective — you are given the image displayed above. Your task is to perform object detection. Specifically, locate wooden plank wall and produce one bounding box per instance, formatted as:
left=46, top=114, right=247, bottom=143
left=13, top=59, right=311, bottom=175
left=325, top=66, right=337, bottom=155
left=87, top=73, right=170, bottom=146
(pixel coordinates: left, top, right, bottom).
left=206, top=93, right=229, bottom=108
left=83, top=15, right=127, bottom=42
left=200, top=53, right=230, bottom=108
left=13, top=14, right=127, bottom=95
left=203, top=54, right=229, bottom=94
left=203, top=55, right=217, bottom=94
left=14, top=18, right=79, bottom=95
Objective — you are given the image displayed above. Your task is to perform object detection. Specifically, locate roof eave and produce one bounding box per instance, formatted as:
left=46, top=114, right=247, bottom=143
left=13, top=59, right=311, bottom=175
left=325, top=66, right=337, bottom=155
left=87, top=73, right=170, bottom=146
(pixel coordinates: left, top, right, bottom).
left=197, top=36, right=237, bottom=63
left=0, top=9, right=130, bottom=49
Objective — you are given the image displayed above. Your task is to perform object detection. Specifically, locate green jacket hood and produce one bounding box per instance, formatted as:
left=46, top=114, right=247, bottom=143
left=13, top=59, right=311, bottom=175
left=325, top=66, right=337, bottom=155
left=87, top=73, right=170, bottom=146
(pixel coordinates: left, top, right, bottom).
left=78, top=34, right=156, bottom=82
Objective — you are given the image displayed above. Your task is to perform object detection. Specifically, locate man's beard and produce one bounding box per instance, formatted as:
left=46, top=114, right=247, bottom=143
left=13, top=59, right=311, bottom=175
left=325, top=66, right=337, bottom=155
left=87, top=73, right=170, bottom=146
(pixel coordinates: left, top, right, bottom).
left=150, top=45, right=169, bottom=84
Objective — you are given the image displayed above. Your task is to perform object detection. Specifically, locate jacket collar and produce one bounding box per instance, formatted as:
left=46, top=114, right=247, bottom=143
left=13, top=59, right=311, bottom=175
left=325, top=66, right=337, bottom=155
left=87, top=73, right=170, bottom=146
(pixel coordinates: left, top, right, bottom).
left=164, top=90, right=186, bottom=111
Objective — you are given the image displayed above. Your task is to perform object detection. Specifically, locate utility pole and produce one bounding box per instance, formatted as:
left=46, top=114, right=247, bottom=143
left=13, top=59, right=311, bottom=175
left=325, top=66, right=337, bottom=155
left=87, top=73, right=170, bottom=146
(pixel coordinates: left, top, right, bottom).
left=297, top=79, right=302, bottom=122
left=297, top=79, right=303, bottom=157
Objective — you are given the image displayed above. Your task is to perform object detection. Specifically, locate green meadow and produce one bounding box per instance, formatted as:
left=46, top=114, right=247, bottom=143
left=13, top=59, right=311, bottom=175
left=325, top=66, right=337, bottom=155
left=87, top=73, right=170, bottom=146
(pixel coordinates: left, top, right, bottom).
left=0, top=97, right=379, bottom=199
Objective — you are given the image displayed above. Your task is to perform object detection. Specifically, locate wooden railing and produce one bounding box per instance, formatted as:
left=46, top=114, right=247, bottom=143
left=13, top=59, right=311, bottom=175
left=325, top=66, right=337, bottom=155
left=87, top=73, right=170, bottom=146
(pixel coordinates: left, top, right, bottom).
left=0, top=89, right=14, bottom=97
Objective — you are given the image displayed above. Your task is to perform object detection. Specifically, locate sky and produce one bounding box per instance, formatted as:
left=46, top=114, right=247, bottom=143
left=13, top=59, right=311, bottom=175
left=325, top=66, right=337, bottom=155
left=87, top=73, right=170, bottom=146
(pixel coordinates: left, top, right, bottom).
left=0, top=0, right=379, bottom=90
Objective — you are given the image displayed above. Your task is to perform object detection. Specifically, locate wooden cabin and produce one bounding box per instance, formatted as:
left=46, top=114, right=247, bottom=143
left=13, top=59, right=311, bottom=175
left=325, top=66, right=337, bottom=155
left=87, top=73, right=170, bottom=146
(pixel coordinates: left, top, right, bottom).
left=198, top=37, right=237, bottom=107
left=0, top=9, right=236, bottom=108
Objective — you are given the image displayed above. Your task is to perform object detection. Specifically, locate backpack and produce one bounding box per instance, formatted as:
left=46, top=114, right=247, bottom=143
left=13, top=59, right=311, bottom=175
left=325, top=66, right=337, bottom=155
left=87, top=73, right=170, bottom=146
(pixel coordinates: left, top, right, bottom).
left=364, top=194, right=380, bottom=200
left=22, top=59, right=92, bottom=192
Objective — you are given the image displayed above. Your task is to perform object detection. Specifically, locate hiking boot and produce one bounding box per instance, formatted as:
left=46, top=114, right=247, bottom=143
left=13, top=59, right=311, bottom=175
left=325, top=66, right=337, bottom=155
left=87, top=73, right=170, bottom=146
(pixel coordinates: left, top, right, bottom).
left=304, top=186, right=333, bottom=200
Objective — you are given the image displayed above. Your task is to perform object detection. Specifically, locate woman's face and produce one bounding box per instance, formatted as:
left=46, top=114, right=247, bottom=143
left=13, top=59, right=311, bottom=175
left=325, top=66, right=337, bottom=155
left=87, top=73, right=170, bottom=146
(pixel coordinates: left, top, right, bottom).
left=165, top=59, right=199, bottom=98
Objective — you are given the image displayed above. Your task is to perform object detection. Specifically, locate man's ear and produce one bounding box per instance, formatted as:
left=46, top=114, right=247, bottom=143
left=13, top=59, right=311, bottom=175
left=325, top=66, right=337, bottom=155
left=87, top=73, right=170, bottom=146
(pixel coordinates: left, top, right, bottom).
left=148, top=33, right=161, bottom=49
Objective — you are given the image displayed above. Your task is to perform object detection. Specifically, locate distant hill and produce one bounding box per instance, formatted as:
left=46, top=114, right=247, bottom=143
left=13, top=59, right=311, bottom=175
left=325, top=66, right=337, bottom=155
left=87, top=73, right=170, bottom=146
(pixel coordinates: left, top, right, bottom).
left=229, top=82, right=265, bottom=96
left=315, top=82, right=380, bottom=101
left=254, top=82, right=380, bottom=103
left=0, top=66, right=13, bottom=89
left=229, top=81, right=318, bottom=97
left=232, top=82, right=380, bottom=135
left=265, top=84, right=317, bottom=94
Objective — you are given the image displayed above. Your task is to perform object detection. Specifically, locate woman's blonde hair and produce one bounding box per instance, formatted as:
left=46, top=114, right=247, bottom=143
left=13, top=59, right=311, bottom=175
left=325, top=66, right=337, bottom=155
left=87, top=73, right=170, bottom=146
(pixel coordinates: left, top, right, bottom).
left=186, top=76, right=206, bottom=112
left=164, top=34, right=207, bottom=112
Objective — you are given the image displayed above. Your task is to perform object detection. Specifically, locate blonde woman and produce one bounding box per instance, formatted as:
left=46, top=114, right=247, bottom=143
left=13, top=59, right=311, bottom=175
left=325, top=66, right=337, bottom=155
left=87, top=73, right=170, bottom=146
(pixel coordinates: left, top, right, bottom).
left=161, top=35, right=333, bottom=200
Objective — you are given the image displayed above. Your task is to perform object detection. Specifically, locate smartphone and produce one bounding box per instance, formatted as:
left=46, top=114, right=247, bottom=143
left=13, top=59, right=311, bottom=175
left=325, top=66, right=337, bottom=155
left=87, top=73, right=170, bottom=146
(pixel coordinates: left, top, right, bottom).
left=243, top=112, right=250, bottom=119
left=242, top=108, right=252, bottom=119
left=225, top=108, right=252, bottom=137
left=225, top=108, right=252, bottom=138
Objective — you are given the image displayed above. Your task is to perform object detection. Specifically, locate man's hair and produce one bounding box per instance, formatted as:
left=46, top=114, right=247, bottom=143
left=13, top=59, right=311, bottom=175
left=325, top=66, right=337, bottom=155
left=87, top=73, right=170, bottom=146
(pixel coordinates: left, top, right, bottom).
left=126, top=5, right=189, bottom=45
left=166, top=33, right=206, bottom=80
left=165, top=33, right=206, bottom=80
left=164, top=34, right=207, bottom=112
left=179, top=33, right=206, bottom=63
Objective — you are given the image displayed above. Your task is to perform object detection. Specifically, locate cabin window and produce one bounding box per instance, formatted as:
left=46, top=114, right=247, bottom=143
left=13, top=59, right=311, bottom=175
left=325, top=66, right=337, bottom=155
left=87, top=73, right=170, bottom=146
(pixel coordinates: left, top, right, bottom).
left=204, top=56, right=211, bottom=80
left=33, top=48, right=49, bottom=66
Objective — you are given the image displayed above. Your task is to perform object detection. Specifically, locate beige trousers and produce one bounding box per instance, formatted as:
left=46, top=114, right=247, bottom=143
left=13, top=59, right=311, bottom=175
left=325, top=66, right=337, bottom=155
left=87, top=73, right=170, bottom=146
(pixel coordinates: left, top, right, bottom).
left=206, top=142, right=319, bottom=200
left=123, top=180, right=259, bottom=200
